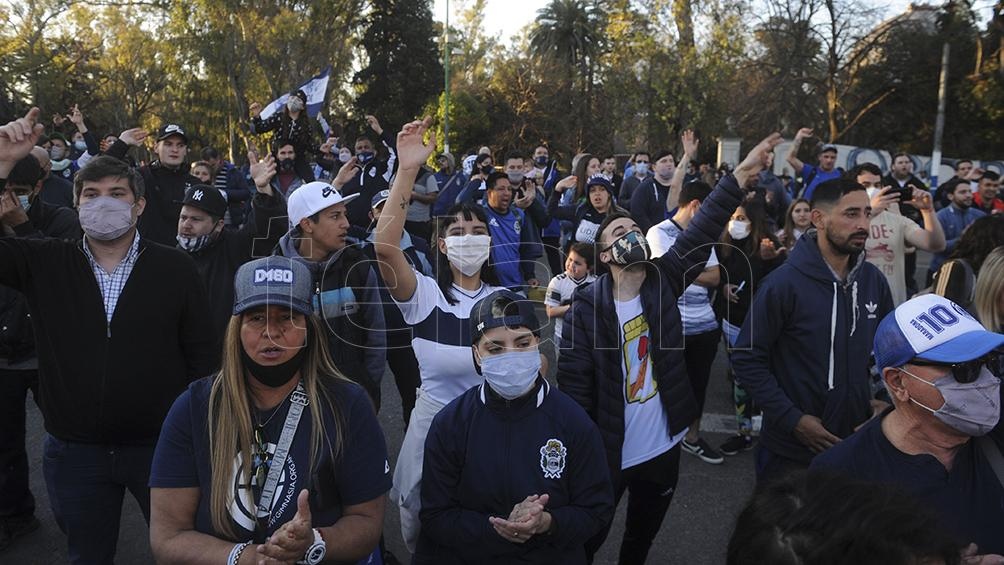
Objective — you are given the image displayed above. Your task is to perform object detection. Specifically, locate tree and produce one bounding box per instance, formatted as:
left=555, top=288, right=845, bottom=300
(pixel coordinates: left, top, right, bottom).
left=529, top=0, right=607, bottom=150
left=354, top=0, right=443, bottom=131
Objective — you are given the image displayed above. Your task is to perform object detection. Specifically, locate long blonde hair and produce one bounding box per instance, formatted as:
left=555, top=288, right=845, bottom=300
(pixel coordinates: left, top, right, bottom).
left=207, top=314, right=349, bottom=540
left=974, top=246, right=1004, bottom=332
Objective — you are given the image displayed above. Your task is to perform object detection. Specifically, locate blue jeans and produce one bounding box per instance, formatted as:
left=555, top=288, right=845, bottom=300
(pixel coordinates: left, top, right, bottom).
left=43, top=436, right=154, bottom=565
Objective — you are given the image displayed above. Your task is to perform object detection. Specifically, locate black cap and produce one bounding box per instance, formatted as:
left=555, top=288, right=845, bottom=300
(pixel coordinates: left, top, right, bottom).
left=469, top=290, right=541, bottom=345
left=157, top=124, right=189, bottom=143
left=179, top=185, right=228, bottom=218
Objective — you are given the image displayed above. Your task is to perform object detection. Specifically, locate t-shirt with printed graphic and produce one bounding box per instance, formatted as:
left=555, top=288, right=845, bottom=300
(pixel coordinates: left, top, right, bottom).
left=865, top=209, right=922, bottom=305
left=149, top=375, right=391, bottom=541
left=615, top=296, right=687, bottom=469
left=545, top=272, right=596, bottom=345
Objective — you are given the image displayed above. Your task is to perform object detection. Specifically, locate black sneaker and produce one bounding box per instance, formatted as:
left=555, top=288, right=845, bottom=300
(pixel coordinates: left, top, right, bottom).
left=719, top=434, right=754, bottom=456
left=681, top=437, right=724, bottom=464
left=0, top=515, right=40, bottom=551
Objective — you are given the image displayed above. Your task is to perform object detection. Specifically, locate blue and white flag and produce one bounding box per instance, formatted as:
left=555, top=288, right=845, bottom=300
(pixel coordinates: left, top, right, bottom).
left=257, top=66, right=331, bottom=121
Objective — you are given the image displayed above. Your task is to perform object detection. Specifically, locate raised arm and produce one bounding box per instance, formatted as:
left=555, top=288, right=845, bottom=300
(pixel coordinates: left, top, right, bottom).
left=667, top=130, right=699, bottom=212
left=904, top=188, right=946, bottom=253
left=786, top=128, right=812, bottom=173
left=374, top=117, right=436, bottom=302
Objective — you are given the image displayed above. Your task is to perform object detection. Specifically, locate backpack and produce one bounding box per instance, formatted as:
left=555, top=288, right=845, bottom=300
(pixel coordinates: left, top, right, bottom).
left=932, top=258, right=976, bottom=312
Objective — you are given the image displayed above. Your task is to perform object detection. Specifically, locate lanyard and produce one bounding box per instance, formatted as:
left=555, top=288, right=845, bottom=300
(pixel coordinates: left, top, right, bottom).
left=255, top=381, right=309, bottom=538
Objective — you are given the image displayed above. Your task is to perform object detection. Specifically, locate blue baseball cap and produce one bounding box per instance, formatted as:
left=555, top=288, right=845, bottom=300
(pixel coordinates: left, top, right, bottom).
left=233, top=256, right=314, bottom=316
left=469, top=290, right=541, bottom=345
left=874, top=294, right=1004, bottom=369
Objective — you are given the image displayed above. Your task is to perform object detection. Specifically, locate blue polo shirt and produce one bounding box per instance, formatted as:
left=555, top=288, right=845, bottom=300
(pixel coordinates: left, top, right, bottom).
left=812, top=410, right=1004, bottom=554
left=801, top=164, right=842, bottom=201
left=484, top=205, right=525, bottom=289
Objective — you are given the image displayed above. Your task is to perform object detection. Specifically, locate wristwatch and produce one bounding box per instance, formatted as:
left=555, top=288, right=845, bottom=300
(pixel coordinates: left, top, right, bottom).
left=297, top=528, right=326, bottom=565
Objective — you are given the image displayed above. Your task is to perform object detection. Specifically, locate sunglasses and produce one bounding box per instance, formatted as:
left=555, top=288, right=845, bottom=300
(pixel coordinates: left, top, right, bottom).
left=910, top=352, right=1003, bottom=384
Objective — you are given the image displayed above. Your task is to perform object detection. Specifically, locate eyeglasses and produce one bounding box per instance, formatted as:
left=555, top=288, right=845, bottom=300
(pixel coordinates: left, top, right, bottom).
left=251, top=426, right=272, bottom=489
left=910, top=352, right=1003, bottom=384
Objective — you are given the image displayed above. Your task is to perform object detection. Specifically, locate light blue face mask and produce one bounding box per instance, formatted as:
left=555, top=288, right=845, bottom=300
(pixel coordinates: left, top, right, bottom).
left=17, top=194, right=30, bottom=212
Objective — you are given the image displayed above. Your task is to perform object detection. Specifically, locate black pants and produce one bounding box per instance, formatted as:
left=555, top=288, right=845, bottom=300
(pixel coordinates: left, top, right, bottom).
left=754, top=444, right=809, bottom=488
left=586, top=445, right=682, bottom=564
left=0, top=368, right=37, bottom=520
left=542, top=236, right=563, bottom=281
left=387, top=334, right=421, bottom=428
left=904, top=250, right=918, bottom=298
left=684, top=329, right=721, bottom=415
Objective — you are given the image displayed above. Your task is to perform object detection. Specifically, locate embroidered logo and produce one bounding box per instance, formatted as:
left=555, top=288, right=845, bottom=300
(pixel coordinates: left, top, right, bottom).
left=514, top=220, right=522, bottom=235
left=192, top=189, right=204, bottom=201
left=539, top=438, right=567, bottom=479
left=865, top=301, right=878, bottom=319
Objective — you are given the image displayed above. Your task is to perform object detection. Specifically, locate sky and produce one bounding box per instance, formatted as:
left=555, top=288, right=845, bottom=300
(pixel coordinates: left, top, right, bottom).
left=431, top=0, right=993, bottom=43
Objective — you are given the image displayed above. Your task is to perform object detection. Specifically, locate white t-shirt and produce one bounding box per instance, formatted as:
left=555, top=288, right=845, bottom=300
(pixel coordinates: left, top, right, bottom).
left=646, top=219, right=719, bottom=335
left=574, top=218, right=601, bottom=244
left=544, top=272, right=596, bottom=345
left=616, top=296, right=686, bottom=469
left=865, top=209, right=922, bottom=305
left=394, top=272, right=505, bottom=404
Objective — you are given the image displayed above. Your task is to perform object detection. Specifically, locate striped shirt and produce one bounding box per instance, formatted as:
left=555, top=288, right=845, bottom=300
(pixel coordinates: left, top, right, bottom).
left=83, top=233, right=141, bottom=326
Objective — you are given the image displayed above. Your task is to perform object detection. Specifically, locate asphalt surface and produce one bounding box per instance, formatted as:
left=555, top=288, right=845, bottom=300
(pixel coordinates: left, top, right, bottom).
left=7, top=328, right=754, bottom=565
left=13, top=249, right=935, bottom=564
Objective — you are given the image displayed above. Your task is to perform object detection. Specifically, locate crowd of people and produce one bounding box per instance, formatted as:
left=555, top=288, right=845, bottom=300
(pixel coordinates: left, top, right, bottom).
left=0, top=98, right=1003, bottom=565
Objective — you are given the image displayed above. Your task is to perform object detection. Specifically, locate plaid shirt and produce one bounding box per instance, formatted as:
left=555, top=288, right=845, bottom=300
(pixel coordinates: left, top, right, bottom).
left=83, top=233, right=141, bottom=327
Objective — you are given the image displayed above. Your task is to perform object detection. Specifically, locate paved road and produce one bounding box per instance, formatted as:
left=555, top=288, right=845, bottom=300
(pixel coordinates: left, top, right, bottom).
left=7, top=334, right=754, bottom=565
left=16, top=247, right=936, bottom=564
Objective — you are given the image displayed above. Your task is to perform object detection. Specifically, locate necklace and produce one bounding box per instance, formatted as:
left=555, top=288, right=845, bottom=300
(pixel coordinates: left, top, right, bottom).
left=253, top=388, right=294, bottom=428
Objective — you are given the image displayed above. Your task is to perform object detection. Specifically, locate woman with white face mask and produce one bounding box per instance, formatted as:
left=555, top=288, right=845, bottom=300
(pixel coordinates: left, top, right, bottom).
left=373, top=117, right=508, bottom=553
left=716, top=198, right=786, bottom=455
left=415, top=290, right=614, bottom=564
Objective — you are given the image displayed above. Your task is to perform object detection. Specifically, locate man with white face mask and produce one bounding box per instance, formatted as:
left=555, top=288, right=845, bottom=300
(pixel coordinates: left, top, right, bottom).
left=813, top=294, right=1004, bottom=559
left=0, top=108, right=215, bottom=564
left=854, top=163, right=945, bottom=305
left=416, top=290, right=614, bottom=564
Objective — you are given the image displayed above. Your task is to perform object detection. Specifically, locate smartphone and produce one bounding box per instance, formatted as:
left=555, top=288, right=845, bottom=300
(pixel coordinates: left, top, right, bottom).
left=895, top=185, right=913, bottom=202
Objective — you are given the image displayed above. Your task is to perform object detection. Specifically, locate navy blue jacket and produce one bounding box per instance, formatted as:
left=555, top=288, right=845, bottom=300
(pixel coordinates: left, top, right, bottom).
left=417, top=379, right=614, bottom=564
left=557, top=174, right=745, bottom=479
left=731, top=230, right=894, bottom=463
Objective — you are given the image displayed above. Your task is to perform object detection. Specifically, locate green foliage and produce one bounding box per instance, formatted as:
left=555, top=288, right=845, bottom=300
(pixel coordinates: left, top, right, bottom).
left=354, top=0, right=443, bottom=132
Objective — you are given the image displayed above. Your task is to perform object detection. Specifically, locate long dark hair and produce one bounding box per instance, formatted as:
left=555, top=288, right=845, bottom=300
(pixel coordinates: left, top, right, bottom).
left=572, top=154, right=598, bottom=202
left=720, top=197, right=780, bottom=260
left=433, top=203, right=500, bottom=305
left=948, top=215, right=1004, bottom=274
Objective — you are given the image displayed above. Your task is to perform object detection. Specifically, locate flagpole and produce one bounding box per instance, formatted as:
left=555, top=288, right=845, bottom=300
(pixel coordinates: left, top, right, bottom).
left=444, top=0, right=451, bottom=154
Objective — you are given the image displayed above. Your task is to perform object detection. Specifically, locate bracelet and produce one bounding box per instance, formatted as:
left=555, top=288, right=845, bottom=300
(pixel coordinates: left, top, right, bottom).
left=228, top=541, right=251, bottom=565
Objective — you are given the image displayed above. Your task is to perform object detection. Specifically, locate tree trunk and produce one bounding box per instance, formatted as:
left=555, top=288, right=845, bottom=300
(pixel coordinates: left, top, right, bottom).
left=672, top=0, right=696, bottom=52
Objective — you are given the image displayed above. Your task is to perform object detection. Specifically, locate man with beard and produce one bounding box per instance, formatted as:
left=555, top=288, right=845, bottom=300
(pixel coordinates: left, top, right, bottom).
left=268, top=142, right=311, bottom=199
left=928, top=178, right=986, bottom=283
left=630, top=150, right=677, bottom=233
left=731, top=178, right=894, bottom=483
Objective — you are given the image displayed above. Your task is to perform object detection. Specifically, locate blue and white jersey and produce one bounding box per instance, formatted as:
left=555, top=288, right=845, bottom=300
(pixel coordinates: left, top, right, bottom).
left=394, top=272, right=505, bottom=405
left=484, top=206, right=524, bottom=289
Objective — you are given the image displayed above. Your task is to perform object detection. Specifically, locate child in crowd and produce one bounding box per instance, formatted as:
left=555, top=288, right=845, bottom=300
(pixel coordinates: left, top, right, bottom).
left=545, top=242, right=597, bottom=351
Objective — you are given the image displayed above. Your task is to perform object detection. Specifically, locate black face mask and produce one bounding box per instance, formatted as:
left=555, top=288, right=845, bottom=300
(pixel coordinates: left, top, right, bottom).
left=279, top=158, right=295, bottom=172
left=480, top=164, right=494, bottom=176
left=241, top=345, right=307, bottom=388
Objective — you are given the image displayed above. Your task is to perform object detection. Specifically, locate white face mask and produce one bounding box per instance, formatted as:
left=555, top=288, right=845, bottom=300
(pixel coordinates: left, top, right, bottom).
left=866, top=187, right=880, bottom=200
left=478, top=350, right=541, bottom=400
left=444, top=234, right=491, bottom=277
left=728, top=219, right=751, bottom=240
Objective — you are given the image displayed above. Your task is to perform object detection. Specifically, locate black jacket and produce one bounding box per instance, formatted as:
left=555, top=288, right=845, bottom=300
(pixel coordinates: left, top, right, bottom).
left=417, top=379, right=614, bottom=564
left=0, top=200, right=81, bottom=362
left=340, top=129, right=398, bottom=228
left=107, top=139, right=200, bottom=246
left=629, top=177, right=672, bottom=234
left=0, top=234, right=215, bottom=444
left=557, top=174, right=745, bottom=480
left=186, top=193, right=286, bottom=367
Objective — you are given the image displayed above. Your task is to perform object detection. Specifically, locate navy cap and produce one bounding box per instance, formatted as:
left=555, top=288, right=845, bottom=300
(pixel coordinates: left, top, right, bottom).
left=157, top=123, right=188, bottom=143
left=179, top=185, right=228, bottom=218
left=586, top=175, right=614, bottom=192
left=469, top=290, right=541, bottom=344
left=371, top=189, right=391, bottom=210
left=233, top=256, right=314, bottom=316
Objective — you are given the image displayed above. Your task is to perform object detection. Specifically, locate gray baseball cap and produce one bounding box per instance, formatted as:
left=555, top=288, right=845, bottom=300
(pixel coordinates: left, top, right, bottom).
left=233, top=256, right=314, bottom=316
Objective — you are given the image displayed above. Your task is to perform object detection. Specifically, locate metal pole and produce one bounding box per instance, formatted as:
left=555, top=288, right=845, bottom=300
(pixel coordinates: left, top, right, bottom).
left=930, top=40, right=950, bottom=187
left=443, top=0, right=451, bottom=154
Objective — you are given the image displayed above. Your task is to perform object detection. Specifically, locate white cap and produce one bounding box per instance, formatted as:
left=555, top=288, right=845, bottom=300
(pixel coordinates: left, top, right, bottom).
left=287, top=181, right=359, bottom=229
